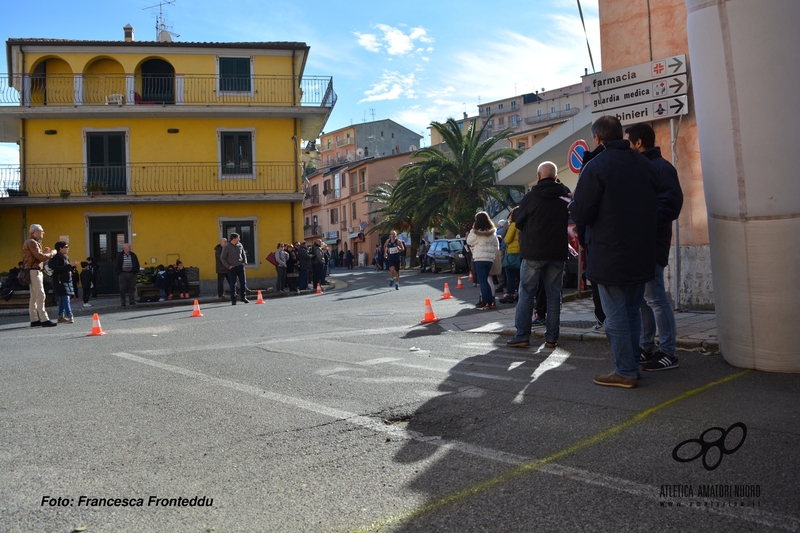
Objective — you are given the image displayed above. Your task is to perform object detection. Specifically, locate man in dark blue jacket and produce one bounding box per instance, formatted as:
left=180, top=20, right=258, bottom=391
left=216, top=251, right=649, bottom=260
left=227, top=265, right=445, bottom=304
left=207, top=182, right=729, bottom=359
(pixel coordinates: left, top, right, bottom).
left=570, top=116, right=659, bottom=389
left=507, top=161, right=569, bottom=349
left=625, top=123, right=684, bottom=371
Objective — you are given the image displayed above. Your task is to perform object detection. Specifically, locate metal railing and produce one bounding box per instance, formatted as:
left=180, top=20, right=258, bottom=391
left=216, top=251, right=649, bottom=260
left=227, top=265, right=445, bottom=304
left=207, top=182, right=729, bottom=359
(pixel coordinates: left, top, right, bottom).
left=302, top=194, right=321, bottom=207
left=304, top=225, right=322, bottom=238
left=0, top=163, right=300, bottom=197
left=0, top=74, right=336, bottom=107
left=524, top=108, right=580, bottom=125
left=336, top=137, right=354, bottom=147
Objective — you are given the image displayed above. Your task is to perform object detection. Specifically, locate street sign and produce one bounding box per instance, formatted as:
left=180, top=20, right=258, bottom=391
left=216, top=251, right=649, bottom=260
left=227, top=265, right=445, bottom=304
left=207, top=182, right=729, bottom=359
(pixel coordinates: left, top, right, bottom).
left=360, top=220, right=367, bottom=230
left=587, top=55, right=686, bottom=93
left=610, top=96, right=689, bottom=126
left=568, top=139, right=590, bottom=174
left=590, top=75, right=687, bottom=112
left=587, top=54, right=690, bottom=124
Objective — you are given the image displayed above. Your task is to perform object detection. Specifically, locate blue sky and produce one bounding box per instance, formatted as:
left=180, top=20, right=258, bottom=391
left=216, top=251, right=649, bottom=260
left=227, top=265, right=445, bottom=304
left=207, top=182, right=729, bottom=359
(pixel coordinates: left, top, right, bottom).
left=0, top=0, right=600, bottom=163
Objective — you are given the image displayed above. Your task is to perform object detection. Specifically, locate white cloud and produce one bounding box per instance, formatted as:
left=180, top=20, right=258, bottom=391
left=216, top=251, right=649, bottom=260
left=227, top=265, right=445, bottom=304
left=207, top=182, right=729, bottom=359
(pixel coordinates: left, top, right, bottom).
left=353, top=24, right=434, bottom=57
left=0, top=144, right=19, bottom=165
left=359, top=71, right=417, bottom=103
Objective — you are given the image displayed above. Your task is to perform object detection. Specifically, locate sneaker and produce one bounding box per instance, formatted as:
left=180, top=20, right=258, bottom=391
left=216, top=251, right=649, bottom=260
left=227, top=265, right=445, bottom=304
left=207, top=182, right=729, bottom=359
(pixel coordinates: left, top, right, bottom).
left=532, top=317, right=546, bottom=326
left=242, top=298, right=250, bottom=304
left=639, top=348, right=657, bottom=364
left=158, top=298, right=165, bottom=302
left=642, top=353, right=679, bottom=372
left=395, top=284, right=399, bottom=290
left=389, top=280, right=395, bottom=288
left=65, top=315, right=74, bottom=324
left=506, top=337, right=530, bottom=348
left=30, top=320, right=42, bottom=327
left=83, top=302, right=92, bottom=308
left=593, top=371, right=637, bottom=389
left=592, top=322, right=604, bottom=333
left=58, top=316, right=68, bottom=323
left=41, top=320, right=58, bottom=328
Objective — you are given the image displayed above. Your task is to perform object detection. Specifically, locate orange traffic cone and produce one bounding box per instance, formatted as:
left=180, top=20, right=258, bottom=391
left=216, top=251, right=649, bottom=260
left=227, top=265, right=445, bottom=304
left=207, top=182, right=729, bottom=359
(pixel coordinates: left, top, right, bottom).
left=468, top=271, right=473, bottom=282
left=191, top=299, right=204, bottom=317
left=456, top=276, right=464, bottom=289
left=420, top=298, right=440, bottom=324
left=86, top=313, right=107, bottom=336
left=256, top=290, right=265, bottom=304
left=316, top=283, right=323, bottom=294
left=441, top=282, right=452, bottom=299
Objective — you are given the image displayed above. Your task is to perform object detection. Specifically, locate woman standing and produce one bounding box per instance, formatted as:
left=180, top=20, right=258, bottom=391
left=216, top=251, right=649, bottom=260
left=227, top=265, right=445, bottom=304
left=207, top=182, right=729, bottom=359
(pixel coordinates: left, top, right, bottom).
left=48, top=241, right=78, bottom=323
left=500, top=207, right=521, bottom=303
left=466, top=212, right=499, bottom=309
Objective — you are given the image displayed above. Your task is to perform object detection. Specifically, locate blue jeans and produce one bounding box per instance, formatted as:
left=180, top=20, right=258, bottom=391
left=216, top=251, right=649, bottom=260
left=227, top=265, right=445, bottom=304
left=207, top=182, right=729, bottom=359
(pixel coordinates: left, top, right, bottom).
left=599, top=283, right=647, bottom=379
left=514, top=259, right=564, bottom=343
left=298, top=268, right=309, bottom=290
left=474, top=261, right=495, bottom=305
left=57, top=295, right=73, bottom=317
left=640, top=264, right=677, bottom=356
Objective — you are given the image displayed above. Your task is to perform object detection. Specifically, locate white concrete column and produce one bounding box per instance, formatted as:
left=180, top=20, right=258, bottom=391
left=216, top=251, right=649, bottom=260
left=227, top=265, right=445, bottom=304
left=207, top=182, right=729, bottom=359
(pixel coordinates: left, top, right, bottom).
left=686, top=0, right=800, bottom=372
left=126, top=75, right=135, bottom=105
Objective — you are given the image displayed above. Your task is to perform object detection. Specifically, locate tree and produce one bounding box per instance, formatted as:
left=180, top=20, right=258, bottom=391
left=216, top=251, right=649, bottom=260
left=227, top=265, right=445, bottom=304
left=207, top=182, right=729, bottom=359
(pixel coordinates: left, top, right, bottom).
left=392, top=117, right=521, bottom=237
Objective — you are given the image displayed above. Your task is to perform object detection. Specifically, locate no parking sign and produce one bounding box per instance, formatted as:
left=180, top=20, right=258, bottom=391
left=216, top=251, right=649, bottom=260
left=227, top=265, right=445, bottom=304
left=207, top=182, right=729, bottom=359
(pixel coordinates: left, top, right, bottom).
left=568, top=140, right=590, bottom=174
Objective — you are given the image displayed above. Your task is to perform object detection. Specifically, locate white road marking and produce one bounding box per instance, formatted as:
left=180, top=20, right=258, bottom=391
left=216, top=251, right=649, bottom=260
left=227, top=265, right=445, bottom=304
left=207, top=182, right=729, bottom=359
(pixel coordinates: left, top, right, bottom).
left=109, top=351, right=799, bottom=531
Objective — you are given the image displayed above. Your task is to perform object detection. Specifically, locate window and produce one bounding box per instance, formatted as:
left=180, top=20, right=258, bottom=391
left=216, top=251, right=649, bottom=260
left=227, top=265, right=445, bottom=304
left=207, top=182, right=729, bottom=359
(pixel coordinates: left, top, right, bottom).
left=334, top=173, right=341, bottom=199
left=551, top=106, right=556, bottom=114
left=86, top=130, right=127, bottom=194
left=352, top=201, right=357, bottom=220
left=221, top=218, right=257, bottom=267
left=537, top=109, right=542, bottom=117
left=341, top=171, right=347, bottom=188
left=517, top=141, right=526, bottom=150
left=485, top=106, right=491, bottom=115
left=220, top=131, right=253, bottom=176
left=219, top=57, right=251, bottom=92
left=323, top=179, right=331, bottom=195
left=326, top=139, right=331, bottom=149
left=459, top=123, right=464, bottom=130
left=566, top=102, right=571, bottom=111
left=498, top=103, right=504, bottom=111
left=511, top=115, right=520, bottom=127
left=359, top=169, right=366, bottom=191
left=330, top=208, right=339, bottom=224
left=350, top=172, right=358, bottom=194
left=499, top=117, right=505, bottom=125
left=511, top=101, right=517, bottom=110
left=341, top=205, right=346, bottom=223
left=326, top=155, right=331, bottom=164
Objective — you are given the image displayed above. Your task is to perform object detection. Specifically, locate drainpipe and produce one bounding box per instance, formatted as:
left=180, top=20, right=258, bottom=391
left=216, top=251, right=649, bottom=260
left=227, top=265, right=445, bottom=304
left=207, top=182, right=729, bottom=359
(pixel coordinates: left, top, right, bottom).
left=292, top=121, right=299, bottom=244
left=291, top=50, right=296, bottom=106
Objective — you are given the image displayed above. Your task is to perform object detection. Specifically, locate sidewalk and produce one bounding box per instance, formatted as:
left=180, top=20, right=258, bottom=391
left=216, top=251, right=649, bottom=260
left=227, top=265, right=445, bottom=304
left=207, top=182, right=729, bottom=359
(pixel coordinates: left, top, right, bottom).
left=439, top=292, right=719, bottom=352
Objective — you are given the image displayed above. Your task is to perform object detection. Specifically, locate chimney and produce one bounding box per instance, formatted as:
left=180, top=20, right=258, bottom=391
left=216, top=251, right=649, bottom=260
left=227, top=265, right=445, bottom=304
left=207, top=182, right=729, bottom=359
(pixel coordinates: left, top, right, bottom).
left=463, top=112, right=468, bottom=119
left=123, top=24, right=134, bottom=42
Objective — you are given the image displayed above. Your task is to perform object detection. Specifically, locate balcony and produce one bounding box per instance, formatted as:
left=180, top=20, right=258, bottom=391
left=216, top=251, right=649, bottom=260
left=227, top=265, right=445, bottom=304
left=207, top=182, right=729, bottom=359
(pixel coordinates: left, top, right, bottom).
left=524, top=108, right=580, bottom=125
left=302, top=194, right=321, bottom=207
left=0, top=73, right=336, bottom=107
left=0, top=162, right=302, bottom=200
left=336, top=137, right=354, bottom=147
left=304, top=225, right=322, bottom=238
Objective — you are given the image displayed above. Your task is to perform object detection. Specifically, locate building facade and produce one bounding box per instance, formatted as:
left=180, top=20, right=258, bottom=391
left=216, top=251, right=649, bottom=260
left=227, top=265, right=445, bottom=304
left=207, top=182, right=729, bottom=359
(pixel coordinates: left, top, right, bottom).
left=0, top=29, right=335, bottom=293
left=318, top=119, right=421, bottom=168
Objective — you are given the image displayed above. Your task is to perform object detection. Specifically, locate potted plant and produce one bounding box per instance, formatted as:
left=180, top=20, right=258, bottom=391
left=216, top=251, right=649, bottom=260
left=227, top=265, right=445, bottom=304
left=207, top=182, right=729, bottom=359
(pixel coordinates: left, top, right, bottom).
left=303, top=224, right=311, bottom=230
left=59, top=189, right=71, bottom=199
left=86, top=180, right=107, bottom=197
left=6, top=188, right=28, bottom=197
left=323, top=189, right=331, bottom=196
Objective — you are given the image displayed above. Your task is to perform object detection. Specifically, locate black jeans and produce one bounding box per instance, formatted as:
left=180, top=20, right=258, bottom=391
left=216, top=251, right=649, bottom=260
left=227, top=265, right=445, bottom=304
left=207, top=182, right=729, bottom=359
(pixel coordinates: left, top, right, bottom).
left=227, top=265, right=246, bottom=302
left=217, top=273, right=229, bottom=297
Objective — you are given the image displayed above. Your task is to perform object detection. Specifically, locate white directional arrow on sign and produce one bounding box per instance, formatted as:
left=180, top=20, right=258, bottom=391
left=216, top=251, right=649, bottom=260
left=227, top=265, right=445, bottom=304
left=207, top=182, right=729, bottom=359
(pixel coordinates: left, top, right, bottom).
left=608, top=96, right=689, bottom=126
left=586, top=54, right=687, bottom=93
left=590, top=75, right=687, bottom=112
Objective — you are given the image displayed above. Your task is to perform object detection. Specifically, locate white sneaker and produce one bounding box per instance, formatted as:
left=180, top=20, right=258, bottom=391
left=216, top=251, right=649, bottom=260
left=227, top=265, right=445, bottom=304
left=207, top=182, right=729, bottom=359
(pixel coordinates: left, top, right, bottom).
left=83, top=303, right=92, bottom=308
left=158, top=298, right=165, bottom=302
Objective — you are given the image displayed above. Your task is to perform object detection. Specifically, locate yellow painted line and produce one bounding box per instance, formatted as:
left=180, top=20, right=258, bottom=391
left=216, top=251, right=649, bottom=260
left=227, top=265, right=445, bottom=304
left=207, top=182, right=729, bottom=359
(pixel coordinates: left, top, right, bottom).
left=348, top=369, right=753, bottom=533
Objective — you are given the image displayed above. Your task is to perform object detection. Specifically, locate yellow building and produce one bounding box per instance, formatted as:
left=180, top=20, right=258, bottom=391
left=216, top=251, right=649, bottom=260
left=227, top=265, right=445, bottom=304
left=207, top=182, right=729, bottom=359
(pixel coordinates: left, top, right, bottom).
left=0, top=28, right=335, bottom=293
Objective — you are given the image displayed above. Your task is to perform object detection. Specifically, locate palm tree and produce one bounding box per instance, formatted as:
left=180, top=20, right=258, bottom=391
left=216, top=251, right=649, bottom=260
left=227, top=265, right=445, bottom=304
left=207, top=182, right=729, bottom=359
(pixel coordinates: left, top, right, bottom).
left=395, top=117, right=521, bottom=236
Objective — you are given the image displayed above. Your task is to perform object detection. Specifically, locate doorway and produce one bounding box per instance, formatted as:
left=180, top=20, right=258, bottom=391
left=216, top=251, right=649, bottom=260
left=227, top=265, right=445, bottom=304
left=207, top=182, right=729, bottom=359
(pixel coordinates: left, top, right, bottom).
left=89, top=216, right=128, bottom=294
left=140, top=59, right=174, bottom=104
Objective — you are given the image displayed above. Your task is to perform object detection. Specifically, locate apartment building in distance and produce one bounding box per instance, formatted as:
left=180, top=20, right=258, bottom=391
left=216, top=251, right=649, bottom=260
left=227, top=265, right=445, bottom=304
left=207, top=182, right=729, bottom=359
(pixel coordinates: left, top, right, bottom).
left=318, top=119, right=422, bottom=168
left=0, top=27, right=335, bottom=293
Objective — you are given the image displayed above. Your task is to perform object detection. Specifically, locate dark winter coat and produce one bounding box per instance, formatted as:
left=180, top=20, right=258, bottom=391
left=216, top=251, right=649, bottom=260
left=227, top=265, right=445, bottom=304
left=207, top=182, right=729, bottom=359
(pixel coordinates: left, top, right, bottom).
left=642, top=146, right=684, bottom=267
left=114, top=251, right=140, bottom=275
left=515, top=178, right=570, bottom=261
left=48, top=253, right=75, bottom=297
left=214, top=244, right=227, bottom=274
left=311, top=244, right=324, bottom=265
left=569, top=139, right=659, bottom=286
left=296, top=246, right=312, bottom=270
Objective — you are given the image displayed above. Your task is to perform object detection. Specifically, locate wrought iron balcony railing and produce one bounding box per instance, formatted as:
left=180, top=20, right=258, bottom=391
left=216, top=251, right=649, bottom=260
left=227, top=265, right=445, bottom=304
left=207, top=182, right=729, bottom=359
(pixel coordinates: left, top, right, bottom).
left=0, top=74, right=336, bottom=108
left=302, top=194, right=321, bottom=207
left=0, top=163, right=302, bottom=197
left=524, top=108, right=580, bottom=125
left=304, top=225, right=322, bottom=238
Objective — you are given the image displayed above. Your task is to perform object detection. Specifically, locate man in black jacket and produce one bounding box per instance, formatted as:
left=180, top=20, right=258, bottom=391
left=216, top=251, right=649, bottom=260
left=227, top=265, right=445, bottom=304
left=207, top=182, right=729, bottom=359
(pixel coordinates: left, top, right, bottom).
left=570, top=116, right=659, bottom=389
left=625, top=123, right=684, bottom=371
left=506, top=161, right=569, bottom=349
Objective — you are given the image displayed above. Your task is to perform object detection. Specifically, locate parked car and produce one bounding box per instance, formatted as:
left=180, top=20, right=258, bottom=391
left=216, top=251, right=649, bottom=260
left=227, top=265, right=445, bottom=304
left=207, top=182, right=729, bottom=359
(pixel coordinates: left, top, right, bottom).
left=426, top=238, right=468, bottom=273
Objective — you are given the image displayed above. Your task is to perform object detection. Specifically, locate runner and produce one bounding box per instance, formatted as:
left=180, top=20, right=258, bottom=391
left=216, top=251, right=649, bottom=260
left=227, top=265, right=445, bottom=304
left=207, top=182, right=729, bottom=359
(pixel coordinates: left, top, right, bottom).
left=383, top=230, right=405, bottom=290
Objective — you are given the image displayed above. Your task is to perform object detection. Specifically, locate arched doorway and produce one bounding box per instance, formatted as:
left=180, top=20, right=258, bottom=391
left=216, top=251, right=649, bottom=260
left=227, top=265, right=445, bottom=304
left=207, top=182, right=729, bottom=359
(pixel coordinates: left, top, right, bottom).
left=140, top=59, right=174, bottom=104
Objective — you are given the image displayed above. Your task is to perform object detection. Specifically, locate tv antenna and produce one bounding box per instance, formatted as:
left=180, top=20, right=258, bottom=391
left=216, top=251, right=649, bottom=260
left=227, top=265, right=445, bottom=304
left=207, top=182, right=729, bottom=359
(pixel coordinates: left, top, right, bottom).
left=143, top=0, right=180, bottom=41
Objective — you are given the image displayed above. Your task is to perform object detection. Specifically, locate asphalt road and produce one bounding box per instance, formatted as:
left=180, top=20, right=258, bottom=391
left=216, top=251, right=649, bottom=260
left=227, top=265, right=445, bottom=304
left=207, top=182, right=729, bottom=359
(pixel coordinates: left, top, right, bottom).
left=1, top=269, right=799, bottom=532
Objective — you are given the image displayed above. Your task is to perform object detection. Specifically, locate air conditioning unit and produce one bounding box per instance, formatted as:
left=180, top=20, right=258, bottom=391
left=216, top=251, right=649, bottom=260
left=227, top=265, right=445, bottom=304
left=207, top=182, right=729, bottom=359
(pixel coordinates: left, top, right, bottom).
left=321, top=232, right=328, bottom=239
left=347, top=227, right=353, bottom=233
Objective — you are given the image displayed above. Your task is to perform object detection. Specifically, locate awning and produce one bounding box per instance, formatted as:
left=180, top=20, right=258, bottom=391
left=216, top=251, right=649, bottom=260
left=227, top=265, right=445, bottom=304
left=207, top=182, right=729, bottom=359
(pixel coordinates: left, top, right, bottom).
left=497, top=106, right=592, bottom=190
left=323, top=239, right=338, bottom=245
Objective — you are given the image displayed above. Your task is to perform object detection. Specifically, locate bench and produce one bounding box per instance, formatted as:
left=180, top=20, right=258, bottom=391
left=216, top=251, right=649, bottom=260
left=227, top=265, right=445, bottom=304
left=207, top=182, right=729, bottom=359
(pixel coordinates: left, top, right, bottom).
left=0, top=289, right=57, bottom=309
left=136, top=282, right=200, bottom=301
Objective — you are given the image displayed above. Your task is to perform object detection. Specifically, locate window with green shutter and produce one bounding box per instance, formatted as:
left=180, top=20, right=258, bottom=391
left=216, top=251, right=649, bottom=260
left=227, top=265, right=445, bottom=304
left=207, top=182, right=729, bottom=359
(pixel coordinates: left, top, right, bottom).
left=219, top=57, right=251, bottom=92
left=221, top=132, right=253, bottom=175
